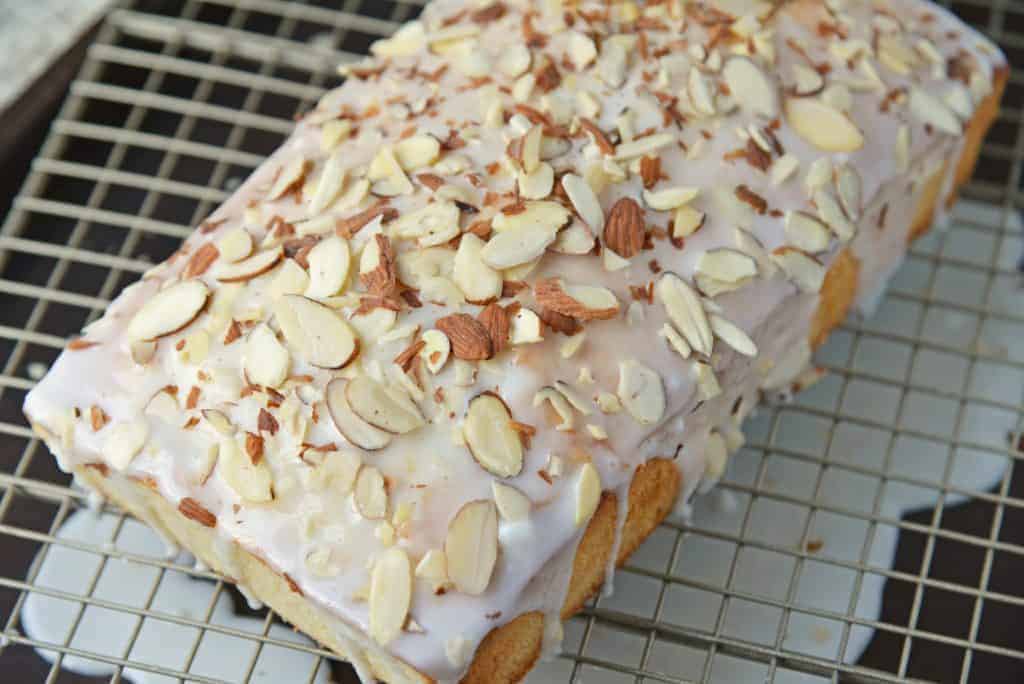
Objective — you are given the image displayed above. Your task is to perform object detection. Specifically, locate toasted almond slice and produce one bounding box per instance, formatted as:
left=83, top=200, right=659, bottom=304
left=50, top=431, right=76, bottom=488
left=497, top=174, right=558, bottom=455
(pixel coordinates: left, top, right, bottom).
left=216, top=229, right=253, bottom=263
left=392, top=201, right=461, bottom=248
left=127, top=280, right=209, bottom=342
left=464, top=393, right=523, bottom=478
left=325, top=379, right=392, bottom=450
left=835, top=164, right=862, bottom=220
left=273, top=295, right=358, bottom=369
left=792, top=63, right=824, bottom=96
left=813, top=188, right=856, bottom=242
left=534, top=278, right=619, bottom=321
left=445, top=500, right=499, bottom=595
left=395, top=135, right=441, bottom=171
left=672, top=206, right=706, bottom=239
left=908, top=86, right=962, bottom=135
left=492, top=481, right=531, bottom=522
left=245, top=324, right=290, bottom=388
left=771, top=247, right=826, bottom=292
left=784, top=211, right=831, bottom=252
left=617, top=359, right=665, bottom=425
left=723, top=56, right=778, bottom=117
left=105, top=420, right=149, bottom=470
left=309, top=153, right=347, bottom=215
left=481, top=205, right=569, bottom=269
left=369, top=547, right=411, bottom=645
left=214, top=247, right=283, bottom=282
left=561, top=174, right=604, bottom=232
left=346, top=375, right=424, bottom=434
left=219, top=435, right=273, bottom=502
left=354, top=465, right=388, bottom=519
left=696, top=248, right=758, bottom=284
left=305, top=236, right=351, bottom=299
left=268, top=156, right=310, bottom=200
left=784, top=97, right=864, bottom=152
left=575, top=462, right=601, bottom=527
left=644, top=186, right=700, bottom=212
left=688, top=67, right=716, bottom=116
left=709, top=314, right=758, bottom=357
left=655, top=273, right=713, bottom=355
left=454, top=233, right=502, bottom=303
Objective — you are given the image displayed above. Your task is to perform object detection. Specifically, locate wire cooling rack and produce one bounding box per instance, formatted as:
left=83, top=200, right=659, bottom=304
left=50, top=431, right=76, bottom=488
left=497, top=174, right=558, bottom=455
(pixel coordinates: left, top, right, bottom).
left=0, top=1, right=1023, bottom=682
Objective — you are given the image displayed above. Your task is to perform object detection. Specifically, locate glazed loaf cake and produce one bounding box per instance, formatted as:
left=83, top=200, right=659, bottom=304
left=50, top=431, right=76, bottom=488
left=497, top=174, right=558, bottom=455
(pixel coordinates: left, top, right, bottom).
left=24, top=0, right=1006, bottom=681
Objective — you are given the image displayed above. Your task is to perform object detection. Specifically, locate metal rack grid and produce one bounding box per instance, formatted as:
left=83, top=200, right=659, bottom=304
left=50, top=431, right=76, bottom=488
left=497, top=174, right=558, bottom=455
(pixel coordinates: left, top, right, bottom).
left=0, top=0, right=1022, bottom=682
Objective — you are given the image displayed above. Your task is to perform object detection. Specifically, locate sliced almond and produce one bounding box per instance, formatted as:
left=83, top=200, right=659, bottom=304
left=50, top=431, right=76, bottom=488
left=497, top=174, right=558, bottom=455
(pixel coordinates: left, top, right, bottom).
left=784, top=97, right=864, bottom=152
left=498, top=44, right=531, bottom=77
left=792, top=64, right=824, bottom=96
left=273, top=295, right=358, bottom=369
left=419, top=329, right=451, bottom=373
left=202, top=409, right=234, bottom=436
left=308, top=153, right=347, bottom=215
left=784, top=211, right=831, bottom=252
left=346, top=375, right=424, bottom=434
left=643, top=186, right=699, bottom=212
left=368, top=147, right=414, bottom=196
left=369, top=547, right=411, bottom=645
left=105, top=420, right=149, bottom=470
left=436, top=314, right=493, bottom=361
left=481, top=203, right=569, bottom=269
left=492, top=481, right=531, bottom=522
left=216, top=229, right=253, bottom=263
left=219, top=435, right=274, bottom=503
left=127, top=280, right=209, bottom=341
left=464, top=393, right=523, bottom=478
left=268, top=156, right=311, bottom=200
left=305, top=236, right=351, bottom=299
left=551, top=221, right=595, bottom=255
left=696, top=248, right=758, bottom=284
left=567, top=31, right=597, bottom=69
left=672, top=206, right=706, bottom=239
left=723, top=56, right=778, bottom=117
left=320, top=118, right=351, bottom=152
left=510, top=308, right=544, bottom=345
left=130, top=339, right=157, bottom=365
left=617, top=360, right=665, bottom=425
left=270, top=259, right=310, bottom=298
left=354, top=465, right=388, bottom=519
left=687, top=67, right=716, bottom=116
left=655, top=273, right=713, bottom=355
left=517, top=162, right=554, bottom=200
left=771, top=247, right=825, bottom=292
left=395, top=135, right=441, bottom=171
left=415, top=548, right=449, bottom=591
left=574, top=462, right=601, bottom=527
left=392, top=201, right=461, bottom=248
left=770, top=154, right=800, bottom=186
left=535, top=279, right=619, bottom=321
left=244, top=324, right=290, bottom=388
left=520, top=124, right=542, bottom=174
left=214, top=247, right=283, bottom=283
left=444, top=500, right=499, bottom=595
left=454, top=233, right=502, bottom=303
left=534, top=386, right=575, bottom=431
left=908, top=86, right=962, bottom=135
left=835, top=164, right=862, bottom=220
left=325, top=379, right=392, bottom=451
left=561, top=174, right=604, bottom=232
left=813, top=188, right=856, bottom=242
left=613, top=132, right=674, bottom=161
left=709, top=314, right=758, bottom=357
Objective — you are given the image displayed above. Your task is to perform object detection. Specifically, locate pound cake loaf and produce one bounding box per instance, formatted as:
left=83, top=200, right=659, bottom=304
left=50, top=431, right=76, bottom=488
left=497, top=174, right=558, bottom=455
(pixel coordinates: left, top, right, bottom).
left=24, top=0, right=1006, bottom=681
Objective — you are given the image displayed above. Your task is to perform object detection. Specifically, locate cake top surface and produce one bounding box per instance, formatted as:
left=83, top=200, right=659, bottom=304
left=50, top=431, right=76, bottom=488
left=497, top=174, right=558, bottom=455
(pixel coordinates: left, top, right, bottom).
left=25, top=0, right=1004, bottom=680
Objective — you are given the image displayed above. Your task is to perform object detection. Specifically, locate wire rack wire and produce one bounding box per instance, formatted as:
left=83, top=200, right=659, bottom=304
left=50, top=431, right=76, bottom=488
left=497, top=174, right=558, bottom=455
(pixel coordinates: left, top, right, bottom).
left=0, top=0, right=1022, bottom=682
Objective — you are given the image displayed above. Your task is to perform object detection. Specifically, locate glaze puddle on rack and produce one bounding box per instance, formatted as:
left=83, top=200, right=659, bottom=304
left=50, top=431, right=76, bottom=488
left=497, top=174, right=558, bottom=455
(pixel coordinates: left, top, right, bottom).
left=20, top=199, right=1022, bottom=683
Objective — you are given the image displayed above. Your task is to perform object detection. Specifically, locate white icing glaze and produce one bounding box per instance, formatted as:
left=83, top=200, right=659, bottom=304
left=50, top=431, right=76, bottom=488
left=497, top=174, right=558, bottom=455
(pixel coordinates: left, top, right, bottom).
left=23, top=0, right=1004, bottom=681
